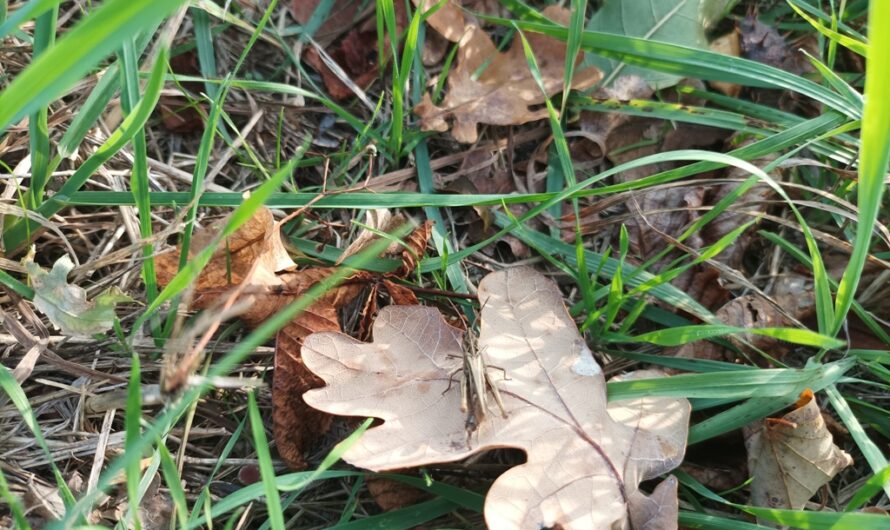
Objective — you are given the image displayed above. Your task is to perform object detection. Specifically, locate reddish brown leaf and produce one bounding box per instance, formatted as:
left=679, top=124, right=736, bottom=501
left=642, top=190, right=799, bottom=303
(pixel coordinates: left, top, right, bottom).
left=157, top=209, right=433, bottom=469
left=303, top=29, right=380, bottom=101
left=395, top=220, right=433, bottom=277
left=155, top=208, right=296, bottom=312
left=366, top=475, right=431, bottom=512
left=158, top=52, right=205, bottom=133
left=290, top=0, right=357, bottom=47
left=381, top=280, right=419, bottom=306
left=301, top=2, right=406, bottom=101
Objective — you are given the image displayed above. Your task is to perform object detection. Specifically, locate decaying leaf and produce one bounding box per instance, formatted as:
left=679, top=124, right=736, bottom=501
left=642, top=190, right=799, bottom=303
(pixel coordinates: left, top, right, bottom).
left=702, top=147, right=777, bottom=269
left=738, top=15, right=819, bottom=113
left=23, top=478, right=66, bottom=521
left=303, top=28, right=381, bottom=101
left=25, top=250, right=132, bottom=338
left=745, top=389, right=853, bottom=514
left=415, top=5, right=601, bottom=143
left=303, top=267, right=691, bottom=529
left=290, top=0, right=358, bottom=47
left=157, top=209, right=361, bottom=469
left=158, top=51, right=205, bottom=133
left=155, top=208, right=297, bottom=309
left=299, top=1, right=405, bottom=101
left=577, top=78, right=731, bottom=263
left=337, top=209, right=406, bottom=264
left=157, top=208, right=431, bottom=469
left=675, top=287, right=815, bottom=364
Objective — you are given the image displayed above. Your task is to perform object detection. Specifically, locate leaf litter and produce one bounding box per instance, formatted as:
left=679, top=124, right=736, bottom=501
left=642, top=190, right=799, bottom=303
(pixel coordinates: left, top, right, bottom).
left=415, top=5, right=602, bottom=143
left=302, top=267, right=691, bottom=529
left=745, top=389, right=853, bottom=515
left=5, top=1, right=882, bottom=527
left=156, top=207, right=431, bottom=469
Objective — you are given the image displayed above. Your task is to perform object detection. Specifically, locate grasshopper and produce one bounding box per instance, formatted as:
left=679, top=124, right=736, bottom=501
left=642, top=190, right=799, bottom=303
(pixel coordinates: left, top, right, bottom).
left=459, top=311, right=508, bottom=446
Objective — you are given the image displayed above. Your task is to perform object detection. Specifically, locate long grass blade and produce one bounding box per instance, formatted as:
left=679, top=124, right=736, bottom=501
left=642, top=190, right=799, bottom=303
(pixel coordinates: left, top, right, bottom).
left=0, top=0, right=187, bottom=131
left=832, top=0, right=890, bottom=335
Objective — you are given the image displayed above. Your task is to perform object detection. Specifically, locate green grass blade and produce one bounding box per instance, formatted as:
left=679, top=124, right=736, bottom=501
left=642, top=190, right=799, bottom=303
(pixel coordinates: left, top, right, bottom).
left=206, top=421, right=373, bottom=525
left=26, top=5, right=57, bottom=208
left=118, top=37, right=158, bottom=305
left=327, top=498, right=459, bottom=529
left=133, top=153, right=298, bottom=332
left=156, top=440, right=189, bottom=528
left=55, top=29, right=155, bottom=159
left=187, top=417, right=246, bottom=524
left=607, top=360, right=852, bottom=401
left=485, top=9, right=861, bottom=118
left=0, top=268, right=34, bottom=299
left=788, top=0, right=868, bottom=56
left=62, top=112, right=849, bottom=209
left=832, top=0, right=890, bottom=335
left=825, top=385, right=890, bottom=497
left=2, top=45, right=169, bottom=252
left=678, top=470, right=890, bottom=529
left=561, top=0, right=587, bottom=117
left=381, top=474, right=485, bottom=512
left=617, top=325, right=844, bottom=349
left=0, top=0, right=58, bottom=40
left=0, top=0, right=188, bottom=131
left=844, top=464, right=890, bottom=511
left=190, top=6, right=218, bottom=99
left=390, top=1, right=425, bottom=157
left=247, top=391, right=284, bottom=530
left=0, top=365, right=75, bottom=508
left=502, top=215, right=714, bottom=320
left=125, top=353, right=143, bottom=530
left=679, top=511, right=770, bottom=529
left=688, top=359, right=854, bottom=443
left=172, top=93, right=227, bottom=290
left=0, top=463, right=31, bottom=529
left=55, top=229, right=405, bottom=527
left=57, top=64, right=118, bottom=158
left=739, top=505, right=890, bottom=529
left=410, top=19, right=468, bottom=296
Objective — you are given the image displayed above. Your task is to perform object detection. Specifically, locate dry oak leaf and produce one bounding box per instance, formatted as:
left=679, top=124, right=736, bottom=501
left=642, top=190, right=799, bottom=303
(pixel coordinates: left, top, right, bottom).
left=303, top=267, right=691, bottom=529
left=155, top=207, right=297, bottom=314
left=414, top=5, right=601, bottom=143
left=156, top=208, right=363, bottom=469
left=745, top=389, right=853, bottom=513
left=157, top=208, right=433, bottom=470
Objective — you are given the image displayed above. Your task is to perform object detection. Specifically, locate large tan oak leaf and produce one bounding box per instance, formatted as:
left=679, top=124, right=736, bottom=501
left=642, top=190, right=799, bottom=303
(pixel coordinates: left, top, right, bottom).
left=303, top=267, right=691, bottom=529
